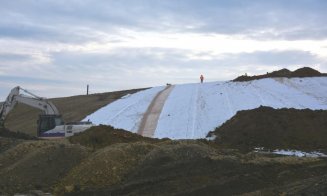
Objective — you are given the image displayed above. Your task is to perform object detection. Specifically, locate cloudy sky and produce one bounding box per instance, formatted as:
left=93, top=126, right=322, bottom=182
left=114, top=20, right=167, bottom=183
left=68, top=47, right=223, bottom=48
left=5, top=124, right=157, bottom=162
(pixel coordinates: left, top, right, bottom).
left=1, top=0, right=327, bottom=100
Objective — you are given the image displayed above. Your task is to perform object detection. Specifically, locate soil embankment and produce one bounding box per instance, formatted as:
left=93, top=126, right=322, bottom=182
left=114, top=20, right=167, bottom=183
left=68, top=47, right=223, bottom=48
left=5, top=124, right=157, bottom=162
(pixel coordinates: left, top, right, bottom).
left=208, top=106, right=327, bottom=152
left=233, top=67, right=327, bottom=82
left=69, top=125, right=165, bottom=149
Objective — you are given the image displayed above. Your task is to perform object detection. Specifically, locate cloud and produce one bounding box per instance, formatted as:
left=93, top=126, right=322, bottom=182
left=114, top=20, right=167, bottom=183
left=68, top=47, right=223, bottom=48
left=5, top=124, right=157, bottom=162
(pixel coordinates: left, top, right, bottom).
left=0, top=47, right=324, bottom=100
left=0, top=53, right=32, bottom=62
left=0, top=0, right=327, bottom=100
left=1, top=0, right=327, bottom=42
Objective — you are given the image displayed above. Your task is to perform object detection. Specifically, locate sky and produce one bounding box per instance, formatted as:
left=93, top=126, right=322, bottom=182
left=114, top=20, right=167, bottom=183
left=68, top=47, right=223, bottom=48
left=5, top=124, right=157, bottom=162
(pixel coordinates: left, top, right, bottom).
left=0, top=0, right=327, bottom=100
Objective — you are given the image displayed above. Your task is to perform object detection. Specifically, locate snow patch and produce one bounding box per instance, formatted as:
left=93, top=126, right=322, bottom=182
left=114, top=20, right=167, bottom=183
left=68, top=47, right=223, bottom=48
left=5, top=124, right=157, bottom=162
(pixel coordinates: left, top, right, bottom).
left=254, top=147, right=327, bottom=158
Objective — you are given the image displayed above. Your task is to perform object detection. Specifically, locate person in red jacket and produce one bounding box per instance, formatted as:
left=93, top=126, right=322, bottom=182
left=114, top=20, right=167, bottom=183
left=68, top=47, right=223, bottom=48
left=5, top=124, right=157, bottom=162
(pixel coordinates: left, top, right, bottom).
left=200, top=74, right=204, bottom=83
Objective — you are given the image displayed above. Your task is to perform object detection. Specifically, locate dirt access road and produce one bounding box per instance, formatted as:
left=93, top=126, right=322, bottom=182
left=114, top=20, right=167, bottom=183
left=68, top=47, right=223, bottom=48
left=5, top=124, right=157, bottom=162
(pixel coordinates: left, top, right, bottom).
left=138, top=85, right=175, bottom=137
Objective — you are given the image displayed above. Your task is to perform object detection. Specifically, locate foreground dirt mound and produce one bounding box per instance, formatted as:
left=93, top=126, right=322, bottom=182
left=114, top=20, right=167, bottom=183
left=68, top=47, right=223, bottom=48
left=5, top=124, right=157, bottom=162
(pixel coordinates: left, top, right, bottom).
left=55, top=142, right=157, bottom=194
left=69, top=125, right=165, bottom=149
left=66, top=141, right=327, bottom=196
left=248, top=174, right=327, bottom=195
left=1, top=129, right=327, bottom=195
left=233, top=67, right=327, bottom=82
left=0, top=140, right=90, bottom=195
left=208, top=106, right=327, bottom=152
left=0, top=137, right=24, bottom=154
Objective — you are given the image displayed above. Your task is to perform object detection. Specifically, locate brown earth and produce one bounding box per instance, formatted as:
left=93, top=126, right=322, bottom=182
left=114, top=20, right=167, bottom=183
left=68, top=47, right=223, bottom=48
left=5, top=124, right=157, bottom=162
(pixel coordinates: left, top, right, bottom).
left=69, top=125, right=166, bottom=150
left=208, top=106, right=327, bottom=152
left=64, top=140, right=327, bottom=196
left=0, top=127, right=37, bottom=140
left=1, top=125, right=327, bottom=195
left=0, top=127, right=37, bottom=154
left=0, top=137, right=24, bottom=154
left=0, top=139, right=90, bottom=195
left=3, top=88, right=146, bottom=136
left=54, top=142, right=158, bottom=194
left=233, top=67, right=327, bottom=82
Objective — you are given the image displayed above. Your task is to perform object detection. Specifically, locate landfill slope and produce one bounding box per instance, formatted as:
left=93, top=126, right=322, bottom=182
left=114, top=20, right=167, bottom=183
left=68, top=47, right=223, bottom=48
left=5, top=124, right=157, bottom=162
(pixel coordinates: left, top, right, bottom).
left=4, top=88, right=145, bottom=136
left=86, top=76, right=327, bottom=139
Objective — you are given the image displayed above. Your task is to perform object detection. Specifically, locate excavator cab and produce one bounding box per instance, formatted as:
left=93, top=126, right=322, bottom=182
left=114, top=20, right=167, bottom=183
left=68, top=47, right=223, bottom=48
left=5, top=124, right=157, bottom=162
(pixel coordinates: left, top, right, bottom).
left=37, top=114, right=64, bottom=136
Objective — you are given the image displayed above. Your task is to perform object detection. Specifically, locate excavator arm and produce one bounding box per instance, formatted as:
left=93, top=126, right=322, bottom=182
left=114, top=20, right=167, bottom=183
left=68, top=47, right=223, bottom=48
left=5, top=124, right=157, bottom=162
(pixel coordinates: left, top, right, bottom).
left=0, top=86, right=59, bottom=127
left=1, top=86, right=93, bottom=137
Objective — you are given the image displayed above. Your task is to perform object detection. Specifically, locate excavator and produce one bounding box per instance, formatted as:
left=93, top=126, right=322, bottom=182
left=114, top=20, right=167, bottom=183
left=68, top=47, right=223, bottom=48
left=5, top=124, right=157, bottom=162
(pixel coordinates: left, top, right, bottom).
left=0, top=86, right=93, bottom=138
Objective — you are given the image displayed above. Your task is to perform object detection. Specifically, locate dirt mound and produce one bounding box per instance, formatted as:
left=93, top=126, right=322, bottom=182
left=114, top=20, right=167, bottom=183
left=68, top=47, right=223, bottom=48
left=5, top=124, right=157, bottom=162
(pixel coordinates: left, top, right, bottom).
left=208, top=106, right=327, bottom=152
left=0, top=137, right=24, bottom=154
left=54, top=142, right=157, bottom=194
left=65, top=141, right=327, bottom=196
left=292, top=67, right=322, bottom=77
left=69, top=125, right=165, bottom=149
left=0, top=140, right=90, bottom=195
left=247, top=174, right=327, bottom=195
left=233, top=67, right=327, bottom=82
left=1, top=130, right=327, bottom=195
left=0, top=127, right=37, bottom=140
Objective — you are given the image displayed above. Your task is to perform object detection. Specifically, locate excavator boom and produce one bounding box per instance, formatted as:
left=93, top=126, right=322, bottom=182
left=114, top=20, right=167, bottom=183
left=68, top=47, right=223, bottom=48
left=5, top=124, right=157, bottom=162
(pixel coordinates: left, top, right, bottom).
left=0, top=86, right=59, bottom=127
left=0, top=86, right=92, bottom=137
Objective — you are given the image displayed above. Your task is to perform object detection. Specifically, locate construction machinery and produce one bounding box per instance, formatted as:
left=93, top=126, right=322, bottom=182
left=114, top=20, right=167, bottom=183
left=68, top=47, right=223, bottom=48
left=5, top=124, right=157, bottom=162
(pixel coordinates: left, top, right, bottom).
left=0, top=86, right=93, bottom=138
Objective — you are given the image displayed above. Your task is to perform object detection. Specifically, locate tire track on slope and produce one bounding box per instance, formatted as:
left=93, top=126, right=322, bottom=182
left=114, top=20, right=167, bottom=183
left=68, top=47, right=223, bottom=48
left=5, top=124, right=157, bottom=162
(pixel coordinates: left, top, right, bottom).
left=108, top=88, right=164, bottom=126
left=191, top=84, right=200, bottom=138
left=274, top=78, right=327, bottom=104
left=249, top=82, right=266, bottom=106
left=138, top=85, right=175, bottom=137
left=222, top=83, right=234, bottom=117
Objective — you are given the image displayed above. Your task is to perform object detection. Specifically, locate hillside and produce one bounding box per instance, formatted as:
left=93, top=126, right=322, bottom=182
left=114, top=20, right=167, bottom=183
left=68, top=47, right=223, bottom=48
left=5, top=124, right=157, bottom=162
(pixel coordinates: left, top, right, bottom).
left=85, top=76, right=327, bottom=139
left=3, top=88, right=145, bottom=136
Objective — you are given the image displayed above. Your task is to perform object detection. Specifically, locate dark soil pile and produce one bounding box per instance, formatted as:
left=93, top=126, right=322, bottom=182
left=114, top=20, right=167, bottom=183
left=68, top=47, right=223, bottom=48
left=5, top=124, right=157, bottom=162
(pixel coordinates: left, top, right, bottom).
left=0, top=127, right=37, bottom=140
left=208, top=106, right=327, bottom=152
left=249, top=174, right=327, bottom=195
left=233, top=67, right=327, bottom=82
left=65, top=141, right=327, bottom=196
left=69, top=125, right=166, bottom=149
left=54, top=142, right=157, bottom=194
left=0, top=137, right=23, bottom=154
left=0, top=140, right=90, bottom=195
left=2, top=129, right=327, bottom=195
left=0, top=128, right=37, bottom=153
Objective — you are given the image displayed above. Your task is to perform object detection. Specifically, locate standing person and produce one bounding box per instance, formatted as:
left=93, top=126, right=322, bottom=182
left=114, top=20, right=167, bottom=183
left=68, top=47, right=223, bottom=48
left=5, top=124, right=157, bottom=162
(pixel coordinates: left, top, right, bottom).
left=200, top=74, right=204, bottom=83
